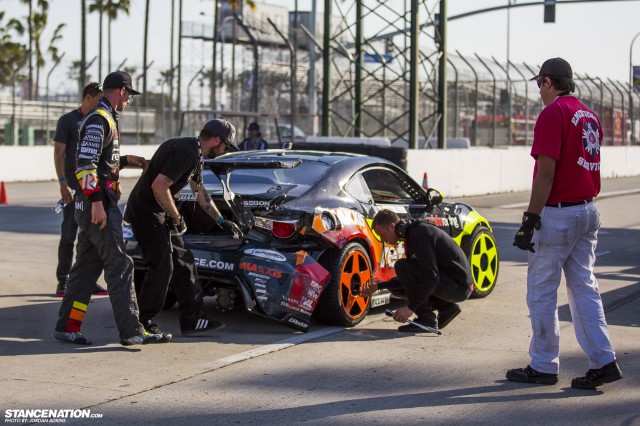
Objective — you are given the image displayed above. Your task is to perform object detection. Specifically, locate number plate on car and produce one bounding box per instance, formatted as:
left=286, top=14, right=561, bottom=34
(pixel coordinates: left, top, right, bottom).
left=371, top=293, right=391, bottom=308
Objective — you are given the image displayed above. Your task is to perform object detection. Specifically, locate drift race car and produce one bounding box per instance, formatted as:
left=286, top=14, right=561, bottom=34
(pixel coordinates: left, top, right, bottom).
left=123, top=150, right=499, bottom=332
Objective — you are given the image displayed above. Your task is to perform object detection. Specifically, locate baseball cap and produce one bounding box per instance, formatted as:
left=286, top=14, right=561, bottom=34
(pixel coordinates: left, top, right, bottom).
left=248, top=122, right=260, bottom=131
left=103, top=70, right=141, bottom=95
left=202, top=118, right=238, bottom=151
left=530, top=57, right=573, bottom=81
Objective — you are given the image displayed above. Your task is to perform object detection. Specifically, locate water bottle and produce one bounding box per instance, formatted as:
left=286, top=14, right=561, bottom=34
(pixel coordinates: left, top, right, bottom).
left=52, top=190, right=76, bottom=214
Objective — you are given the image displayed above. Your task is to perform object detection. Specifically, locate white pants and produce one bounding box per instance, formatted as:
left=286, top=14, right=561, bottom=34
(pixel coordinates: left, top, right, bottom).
left=527, top=202, right=616, bottom=374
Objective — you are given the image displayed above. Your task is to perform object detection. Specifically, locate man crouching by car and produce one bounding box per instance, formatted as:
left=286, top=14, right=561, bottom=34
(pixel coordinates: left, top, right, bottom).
left=124, top=119, right=243, bottom=340
left=362, top=209, right=473, bottom=332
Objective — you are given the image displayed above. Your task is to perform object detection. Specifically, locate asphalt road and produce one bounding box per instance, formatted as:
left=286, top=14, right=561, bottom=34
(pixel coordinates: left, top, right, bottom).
left=1, top=176, right=639, bottom=425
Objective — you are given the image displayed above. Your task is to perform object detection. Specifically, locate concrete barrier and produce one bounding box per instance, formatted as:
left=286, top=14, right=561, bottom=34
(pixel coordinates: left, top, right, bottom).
left=1, top=145, right=639, bottom=197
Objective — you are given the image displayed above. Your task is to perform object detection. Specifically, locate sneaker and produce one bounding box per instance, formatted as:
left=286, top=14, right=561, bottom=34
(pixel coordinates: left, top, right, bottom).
left=437, top=304, right=461, bottom=329
left=571, top=360, right=623, bottom=390
left=92, top=284, right=108, bottom=295
left=181, top=316, right=225, bottom=336
left=54, top=331, right=92, bottom=345
left=143, top=320, right=173, bottom=343
left=398, top=317, right=438, bottom=333
left=55, top=281, right=66, bottom=297
left=506, top=365, right=558, bottom=385
left=120, top=331, right=164, bottom=346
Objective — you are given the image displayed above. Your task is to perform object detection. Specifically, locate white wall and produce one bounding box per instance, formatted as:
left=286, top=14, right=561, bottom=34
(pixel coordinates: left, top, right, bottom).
left=404, top=146, right=640, bottom=196
left=1, top=145, right=639, bottom=197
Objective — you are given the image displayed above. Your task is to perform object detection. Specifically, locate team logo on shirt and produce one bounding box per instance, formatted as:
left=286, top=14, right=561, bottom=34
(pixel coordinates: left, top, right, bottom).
left=582, top=122, right=600, bottom=157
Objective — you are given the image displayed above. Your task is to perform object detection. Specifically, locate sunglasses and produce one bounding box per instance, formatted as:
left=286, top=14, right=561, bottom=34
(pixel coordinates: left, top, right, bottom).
left=536, top=76, right=547, bottom=88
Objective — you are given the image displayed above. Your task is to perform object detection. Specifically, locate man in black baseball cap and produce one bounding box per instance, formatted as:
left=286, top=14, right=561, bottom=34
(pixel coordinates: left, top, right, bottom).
left=103, top=70, right=141, bottom=95
left=202, top=118, right=239, bottom=152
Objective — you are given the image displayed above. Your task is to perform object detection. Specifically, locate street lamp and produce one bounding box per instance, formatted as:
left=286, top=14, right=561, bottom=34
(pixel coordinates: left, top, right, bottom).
left=630, top=31, right=640, bottom=145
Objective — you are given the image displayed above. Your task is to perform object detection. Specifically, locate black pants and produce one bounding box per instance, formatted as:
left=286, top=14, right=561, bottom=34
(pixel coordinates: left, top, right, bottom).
left=384, top=258, right=467, bottom=324
left=130, top=217, right=204, bottom=330
left=55, top=201, right=143, bottom=339
left=56, top=197, right=79, bottom=282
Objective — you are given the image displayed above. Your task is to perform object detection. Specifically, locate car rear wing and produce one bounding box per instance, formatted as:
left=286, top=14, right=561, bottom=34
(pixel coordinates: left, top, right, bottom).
left=203, top=157, right=301, bottom=232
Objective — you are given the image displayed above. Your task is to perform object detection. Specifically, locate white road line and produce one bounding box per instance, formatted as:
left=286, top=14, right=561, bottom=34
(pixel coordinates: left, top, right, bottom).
left=201, top=326, right=345, bottom=370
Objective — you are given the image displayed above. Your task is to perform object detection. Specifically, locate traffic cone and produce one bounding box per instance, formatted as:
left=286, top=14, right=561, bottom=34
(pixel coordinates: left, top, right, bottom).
left=421, top=172, right=429, bottom=190
left=0, top=181, right=8, bottom=205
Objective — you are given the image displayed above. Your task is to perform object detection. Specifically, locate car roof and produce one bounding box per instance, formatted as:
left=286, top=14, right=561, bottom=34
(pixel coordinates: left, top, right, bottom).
left=219, top=149, right=396, bottom=169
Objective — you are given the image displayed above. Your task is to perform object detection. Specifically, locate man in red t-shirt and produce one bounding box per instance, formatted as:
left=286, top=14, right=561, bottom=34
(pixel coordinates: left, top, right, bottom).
left=507, top=58, right=622, bottom=390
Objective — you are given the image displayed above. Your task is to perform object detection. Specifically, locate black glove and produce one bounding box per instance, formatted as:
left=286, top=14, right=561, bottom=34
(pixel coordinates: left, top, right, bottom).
left=167, top=215, right=187, bottom=236
left=513, top=212, right=541, bottom=253
left=219, top=219, right=243, bottom=239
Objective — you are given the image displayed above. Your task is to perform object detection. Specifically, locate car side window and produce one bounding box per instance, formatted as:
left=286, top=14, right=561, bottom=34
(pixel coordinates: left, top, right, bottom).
left=361, top=168, right=414, bottom=204
left=344, top=173, right=373, bottom=204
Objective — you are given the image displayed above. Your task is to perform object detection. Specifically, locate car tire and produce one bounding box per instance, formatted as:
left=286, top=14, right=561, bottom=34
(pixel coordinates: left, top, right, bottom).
left=133, top=268, right=177, bottom=310
left=461, top=225, right=499, bottom=298
left=316, top=242, right=373, bottom=327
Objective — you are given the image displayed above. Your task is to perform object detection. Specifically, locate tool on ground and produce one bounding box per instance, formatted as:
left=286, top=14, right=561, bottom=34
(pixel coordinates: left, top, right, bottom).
left=385, top=309, right=442, bottom=335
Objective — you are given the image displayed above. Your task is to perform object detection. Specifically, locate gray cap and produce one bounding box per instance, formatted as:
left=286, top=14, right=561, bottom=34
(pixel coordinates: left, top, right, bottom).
left=202, top=118, right=238, bottom=151
left=530, top=57, right=573, bottom=81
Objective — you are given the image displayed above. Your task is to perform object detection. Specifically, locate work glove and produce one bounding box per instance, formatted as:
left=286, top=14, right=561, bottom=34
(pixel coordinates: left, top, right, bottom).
left=219, top=219, right=244, bottom=239
left=167, top=215, right=187, bottom=236
left=513, top=212, right=541, bottom=253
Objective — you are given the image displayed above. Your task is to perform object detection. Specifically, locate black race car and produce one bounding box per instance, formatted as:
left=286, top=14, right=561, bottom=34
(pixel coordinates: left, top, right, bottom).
left=123, top=150, right=499, bottom=331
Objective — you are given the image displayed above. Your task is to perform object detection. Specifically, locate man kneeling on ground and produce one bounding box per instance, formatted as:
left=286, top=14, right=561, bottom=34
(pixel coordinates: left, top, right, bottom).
left=362, top=209, right=474, bottom=332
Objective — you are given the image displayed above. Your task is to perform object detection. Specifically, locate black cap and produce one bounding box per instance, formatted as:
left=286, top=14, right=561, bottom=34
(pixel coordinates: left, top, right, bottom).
left=202, top=118, right=238, bottom=151
left=530, top=57, right=573, bottom=81
left=103, top=70, right=141, bottom=95
left=248, top=122, right=260, bottom=131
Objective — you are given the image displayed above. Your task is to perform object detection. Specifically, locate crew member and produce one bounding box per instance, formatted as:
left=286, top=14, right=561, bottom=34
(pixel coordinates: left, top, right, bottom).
left=124, top=119, right=243, bottom=340
left=362, top=209, right=473, bottom=331
left=55, top=71, right=164, bottom=346
left=238, top=122, right=268, bottom=151
left=53, top=82, right=108, bottom=297
left=508, top=58, right=622, bottom=389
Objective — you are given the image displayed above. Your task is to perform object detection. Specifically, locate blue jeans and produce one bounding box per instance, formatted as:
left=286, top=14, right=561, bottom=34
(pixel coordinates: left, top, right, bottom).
left=527, top=202, right=616, bottom=374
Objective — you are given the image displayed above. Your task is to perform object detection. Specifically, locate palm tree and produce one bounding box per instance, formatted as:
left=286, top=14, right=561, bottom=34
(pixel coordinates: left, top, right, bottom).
left=80, top=0, right=87, bottom=90
left=19, top=0, right=34, bottom=99
left=88, top=0, right=105, bottom=80
left=0, top=12, right=28, bottom=87
left=105, top=0, right=131, bottom=71
left=32, top=0, right=50, bottom=99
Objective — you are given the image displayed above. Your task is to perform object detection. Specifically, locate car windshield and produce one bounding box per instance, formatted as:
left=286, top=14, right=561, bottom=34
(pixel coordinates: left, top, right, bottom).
left=202, top=159, right=329, bottom=197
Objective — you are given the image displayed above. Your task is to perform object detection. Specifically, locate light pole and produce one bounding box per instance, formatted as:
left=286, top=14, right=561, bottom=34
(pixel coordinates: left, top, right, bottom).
left=630, top=31, right=640, bottom=145
left=506, top=0, right=514, bottom=145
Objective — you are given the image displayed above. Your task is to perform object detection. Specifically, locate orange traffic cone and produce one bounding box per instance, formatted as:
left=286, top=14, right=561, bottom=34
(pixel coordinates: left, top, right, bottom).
left=422, top=172, right=429, bottom=190
left=0, top=181, right=8, bottom=205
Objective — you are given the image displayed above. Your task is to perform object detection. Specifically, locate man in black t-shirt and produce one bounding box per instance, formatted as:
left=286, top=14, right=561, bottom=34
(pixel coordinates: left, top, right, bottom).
left=124, top=119, right=243, bottom=340
left=362, top=209, right=473, bottom=332
left=53, top=82, right=107, bottom=297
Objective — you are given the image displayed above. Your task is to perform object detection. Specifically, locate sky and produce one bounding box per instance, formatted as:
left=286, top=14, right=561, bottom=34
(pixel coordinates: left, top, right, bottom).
left=2, top=0, right=640, bottom=101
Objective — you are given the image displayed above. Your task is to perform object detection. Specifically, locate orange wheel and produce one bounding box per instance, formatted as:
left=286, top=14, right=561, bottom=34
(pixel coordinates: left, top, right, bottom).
left=315, top=242, right=372, bottom=326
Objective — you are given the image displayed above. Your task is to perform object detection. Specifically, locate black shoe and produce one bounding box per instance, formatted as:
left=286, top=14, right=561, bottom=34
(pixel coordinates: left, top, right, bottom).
left=143, top=321, right=173, bottom=343
left=397, top=317, right=437, bottom=333
left=92, top=284, right=108, bottom=295
left=437, top=304, right=461, bottom=329
left=506, top=365, right=558, bottom=385
left=181, top=316, right=225, bottom=336
left=55, top=281, right=66, bottom=297
left=571, top=360, right=623, bottom=390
